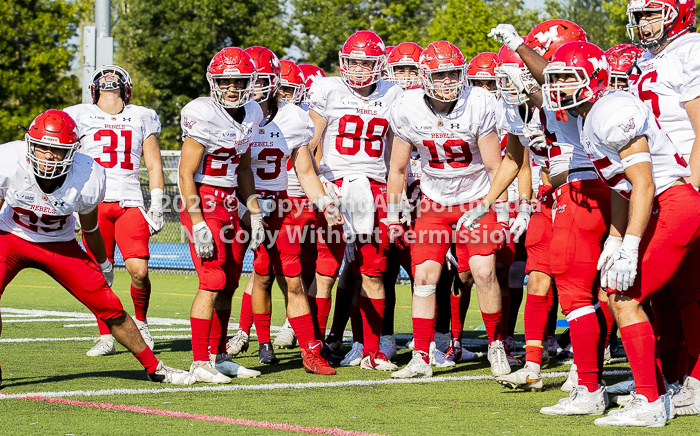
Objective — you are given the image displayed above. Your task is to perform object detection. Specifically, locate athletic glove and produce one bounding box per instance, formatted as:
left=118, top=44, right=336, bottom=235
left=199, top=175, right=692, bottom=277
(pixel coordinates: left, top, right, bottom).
left=456, top=201, right=490, bottom=230
left=388, top=222, right=409, bottom=249
left=146, top=188, right=165, bottom=235
left=603, top=235, right=640, bottom=292
left=510, top=202, right=531, bottom=241
left=192, top=221, right=214, bottom=258
left=99, top=260, right=114, bottom=287
left=487, top=24, right=523, bottom=52
left=249, top=213, right=265, bottom=250
left=318, top=175, right=341, bottom=207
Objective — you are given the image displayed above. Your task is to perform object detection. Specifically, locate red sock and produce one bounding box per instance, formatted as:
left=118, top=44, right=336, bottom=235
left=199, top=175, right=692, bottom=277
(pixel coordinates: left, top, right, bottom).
left=599, top=300, right=615, bottom=348
left=568, top=310, right=602, bottom=392
left=450, top=293, right=463, bottom=342
left=289, top=313, right=316, bottom=350
left=130, top=284, right=151, bottom=321
left=238, top=293, right=253, bottom=335
left=359, top=296, right=384, bottom=355
left=134, top=348, right=159, bottom=373
left=190, top=317, right=212, bottom=362
left=412, top=317, right=434, bottom=362
left=317, top=298, right=332, bottom=339
left=524, top=295, right=549, bottom=365
left=501, top=295, right=511, bottom=339
left=96, top=317, right=111, bottom=336
left=253, top=312, right=272, bottom=344
left=621, top=322, right=659, bottom=402
left=350, top=304, right=363, bottom=343
left=209, top=309, right=231, bottom=356
left=481, top=311, right=503, bottom=343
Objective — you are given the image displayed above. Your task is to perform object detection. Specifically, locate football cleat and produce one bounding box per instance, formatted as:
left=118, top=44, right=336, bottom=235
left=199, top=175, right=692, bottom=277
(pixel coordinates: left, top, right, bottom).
left=273, top=319, right=297, bottom=349
left=340, top=342, right=364, bottom=367
left=673, top=376, right=700, bottom=416
left=301, top=340, right=337, bottom=375
left=497, top=363, right=543, bottom=392
left=211, top=353, right=260, bottom=378
left=561, top=363, right=578, bottom=392
left=541, top=385, right=609, bottom=416
left=488, top=340, right=511, bottom=376
left=148, top=361, right=196, bottom=385
left=134, top=319, right=154, bottom=350
left=594, top=393, right=667, bottom=427
left=360, top=350, right=398, bottom=371
left=189, top=360, right=231, bottom=384
left=547, top=336, right=561, bottom=355
left=434, top=332, right=450, bottom=353
left=226, top=330, right=250, bottom=356
left=429, top=341, right=455, bottom=368
left=379, top=335, right=398, bottom=361
left=86, top=339, right=116, bottom=357
left=258, top=342, right=280, bottom=365
left=391, top=351, right=433, bottom=379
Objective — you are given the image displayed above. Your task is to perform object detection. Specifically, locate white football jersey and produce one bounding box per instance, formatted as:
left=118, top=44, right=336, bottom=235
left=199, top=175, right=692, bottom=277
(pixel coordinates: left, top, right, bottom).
left=286, top=104, right=311, bottom=198
left=63, top=103, right=160, bottom=206
left=307, top=77, right=402, bottom=184
left=250, top=102, right=314, bottom=193
left=504, top=104, right=550, bottom=168
left=580, top=92, right=690, bottom=198
left=0, top=141, right=106, bottom=243
left=540, top=108, right=595, bottom=177
left=180, top=97, right=263, bottom=189
left=630, top=33, right=700, bottom=160
left=390, top=87, right=498, bottom=205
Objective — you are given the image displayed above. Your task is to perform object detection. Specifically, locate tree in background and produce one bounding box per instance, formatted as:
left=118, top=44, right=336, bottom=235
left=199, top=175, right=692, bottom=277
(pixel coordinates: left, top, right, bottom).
left=112, top=0, right=291, bottom=149
left=545, top=0, right=629, bottom=48
left=0, top=0, right=87, bottom=143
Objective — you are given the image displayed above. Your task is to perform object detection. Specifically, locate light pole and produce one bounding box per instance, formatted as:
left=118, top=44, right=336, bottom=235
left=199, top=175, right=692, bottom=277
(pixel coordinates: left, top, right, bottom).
left=82, top=0, right=114, bottom=103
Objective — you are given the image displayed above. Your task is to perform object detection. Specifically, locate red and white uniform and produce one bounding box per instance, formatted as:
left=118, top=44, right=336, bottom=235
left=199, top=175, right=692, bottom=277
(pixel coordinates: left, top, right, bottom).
left=179, top=97, right=263, bottom=291
left=390, top=86, right=502, bottom=272
left=0, top=141, right=123, bottom=319
left=307, top=77, right=402, bottom=278
left=64, top=103, right=161, bottom=262
left=580, top=91, right=700, bottom=304
left=629, top=33, right=700, bottom=162
left=249, top=102, right=314, bottom=277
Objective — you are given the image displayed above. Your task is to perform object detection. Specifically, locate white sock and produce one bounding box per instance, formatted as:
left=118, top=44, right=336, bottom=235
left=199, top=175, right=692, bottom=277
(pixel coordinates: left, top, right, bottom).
left=100, top=334, right=114, bottom=342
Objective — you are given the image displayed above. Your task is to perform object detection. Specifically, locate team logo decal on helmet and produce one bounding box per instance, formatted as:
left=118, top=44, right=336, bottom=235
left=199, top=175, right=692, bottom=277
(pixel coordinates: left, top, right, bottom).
left=25, top=110, right=81, bottom=179
left=206, top=47, right=258, bottom=109
left=605, top=44, right=645, bottom=90
left=525, top=20, right=588, bottom=60
left=244, top=46, right=282, bottom=103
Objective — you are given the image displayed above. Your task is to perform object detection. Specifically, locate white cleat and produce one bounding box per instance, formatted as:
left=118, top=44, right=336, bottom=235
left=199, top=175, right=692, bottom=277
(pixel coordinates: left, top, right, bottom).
left=86, top=339, right=116, bottom=357
left=211, top=353, right=260, bottom=378
left=379, top=335, right=398, bottom=361
left=273, top=319, right=297, bottom=349
left=561, top=363, right=578, bottom=392
left=434, top=332, right=450, bottom=353
left=189, top=360, right=232, bottom=384
left=497, top=363, right=543, bottom=391
left=673, top=376, right=700, bottom=416
left=360, top=351, right=398, bottom=371
left=340, top=342, right=364, bottom=367
left=594, top=393, right=667, bottom=427
left=429, top=341, right=455, bottom=368
left=406, top=337, right=415, bottom=350
left=392, top=351, right=433, bottom=379
left=488, top=340, right=511, bottom=376
left=226, top=330, right=249, bottom=356
left=134, top=319, right=154, bottom=350
left=148, top=361, right=196, bottom=385
left=541, top=385, right=608, bottom=416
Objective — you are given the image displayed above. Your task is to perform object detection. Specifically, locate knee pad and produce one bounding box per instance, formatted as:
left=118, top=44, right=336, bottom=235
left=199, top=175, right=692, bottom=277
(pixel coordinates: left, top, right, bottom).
left=414, top=284, right=436, bottom=297
left=565, top=304, right=598, bottom=322
left=508, top=261, right=527, bottom=288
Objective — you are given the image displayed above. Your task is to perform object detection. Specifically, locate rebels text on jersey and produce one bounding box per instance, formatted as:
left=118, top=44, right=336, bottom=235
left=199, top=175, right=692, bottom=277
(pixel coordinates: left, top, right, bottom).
left=307, top=77, right=402, bottom=184
left=250, top=102, right=314, bottom=192
left=0, top=141, right=106, bottom=243
left=389, top=86, right=498, bottom=206
left=629, top=33, right=700, bottom=160
left=63, top=103, right=159, bottom=206
left=180, top=97, right=263, bottom=189
left=580, top=92, right=690, bottom=199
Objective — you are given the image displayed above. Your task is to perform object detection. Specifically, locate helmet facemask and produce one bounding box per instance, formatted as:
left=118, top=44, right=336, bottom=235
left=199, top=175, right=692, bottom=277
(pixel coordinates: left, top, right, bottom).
left=25, top=134, right=79, bottom=180
left=495, top=66, right=529, bottom=105
left=91, top=65, right=132, bottom=104
left=253, top=73, right=281, bottom=103
left=543, top=64, right=594, bottom=111
left=387, top=64, right=421, bottom=90
left=207, top=72, right=257, bottom=109
left=420, top=66, right=465, bottom=102
left=627, top=0, right=676, bottom=50
left=339, top=53, right=384, bottom=88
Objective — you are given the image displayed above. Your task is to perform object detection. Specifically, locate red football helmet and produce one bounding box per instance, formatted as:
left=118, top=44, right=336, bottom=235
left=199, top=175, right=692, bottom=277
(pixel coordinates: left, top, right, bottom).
left=338, top=31, right=386, bottom=88
left=25, top=110, right=81, bottom=179
left=627, top=0, right=696, bottom=50
left=419, top=41, right=466, bottom=102
left=206, top=47, right=258, bottom=108
left=525, top=20, right=588, bottom=60
left=495, top=43, right=529, bottom=105
left=298, top=64, right=326, bottom=92
left=279, top=60, right=305, bottom=105
left=90, top=65, right=132, bottom=105
left=466, top=52, right=498, bottom=94
left=386, top=42, right=423, bottom=89
left=543, top=42, right=610, bottom=111
left=605, top=44, right=645, bottom=90
left=244, top=46, right=282, bottom=103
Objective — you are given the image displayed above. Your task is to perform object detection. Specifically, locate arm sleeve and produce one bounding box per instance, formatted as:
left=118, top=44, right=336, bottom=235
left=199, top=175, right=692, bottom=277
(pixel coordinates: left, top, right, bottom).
left=144, top=109, right=162, bottom=138
left=180, top=107, right=209, bottom=144
left=388, top=97, right=412, bottom=143
left=306, top=80, right=328, bottom=119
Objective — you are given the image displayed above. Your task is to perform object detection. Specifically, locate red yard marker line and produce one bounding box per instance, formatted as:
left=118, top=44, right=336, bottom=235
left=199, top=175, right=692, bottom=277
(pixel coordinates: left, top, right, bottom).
left=21, top=396, right=385, bottom=436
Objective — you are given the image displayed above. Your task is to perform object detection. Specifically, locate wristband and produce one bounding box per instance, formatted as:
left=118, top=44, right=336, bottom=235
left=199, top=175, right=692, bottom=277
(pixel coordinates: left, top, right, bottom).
left=494, top=200, right=509, bottom=223
left=150, top=188, right=164, bottom=212
left=387, top=201, right=401, bottom=223
left=314, top=195, right=332, bottom=212
left=82, top=222, right=99, bottom=233
left=621, top=234, right=641, bottom=250
left=518, top=202, right=532, bottom=215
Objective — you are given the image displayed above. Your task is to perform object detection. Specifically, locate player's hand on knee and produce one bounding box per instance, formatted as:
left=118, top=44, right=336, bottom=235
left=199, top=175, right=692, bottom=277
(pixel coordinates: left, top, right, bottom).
left=99, top=260, right=114, bottom=287
left=192, top=221, right=215, bottom=258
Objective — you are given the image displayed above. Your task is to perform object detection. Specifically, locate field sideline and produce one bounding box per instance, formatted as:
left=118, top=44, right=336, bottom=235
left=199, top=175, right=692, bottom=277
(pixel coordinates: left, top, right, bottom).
left=0, top=269, right=696, bottom=435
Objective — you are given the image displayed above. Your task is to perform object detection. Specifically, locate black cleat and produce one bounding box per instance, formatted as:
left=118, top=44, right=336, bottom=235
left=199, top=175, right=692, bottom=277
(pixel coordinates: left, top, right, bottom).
left=258, top=342, right=280, bottom=365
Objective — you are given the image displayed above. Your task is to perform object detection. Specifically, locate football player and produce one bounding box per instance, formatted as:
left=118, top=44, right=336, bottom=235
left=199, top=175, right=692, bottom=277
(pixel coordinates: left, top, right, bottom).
left=385, top=42, right=423, bottom=90
left=298, top=64, right=326, bottom=104
left=178, top=47, right=264, bottom=383
left=306, top=30, right=403, bottom=371
left=64, top=65, right=165, bottom=357
left=605, top=44, right=644, bottom=91
left=466, top=52, right=499, bottom=94
left=0, top=110, right=194, bottom=386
